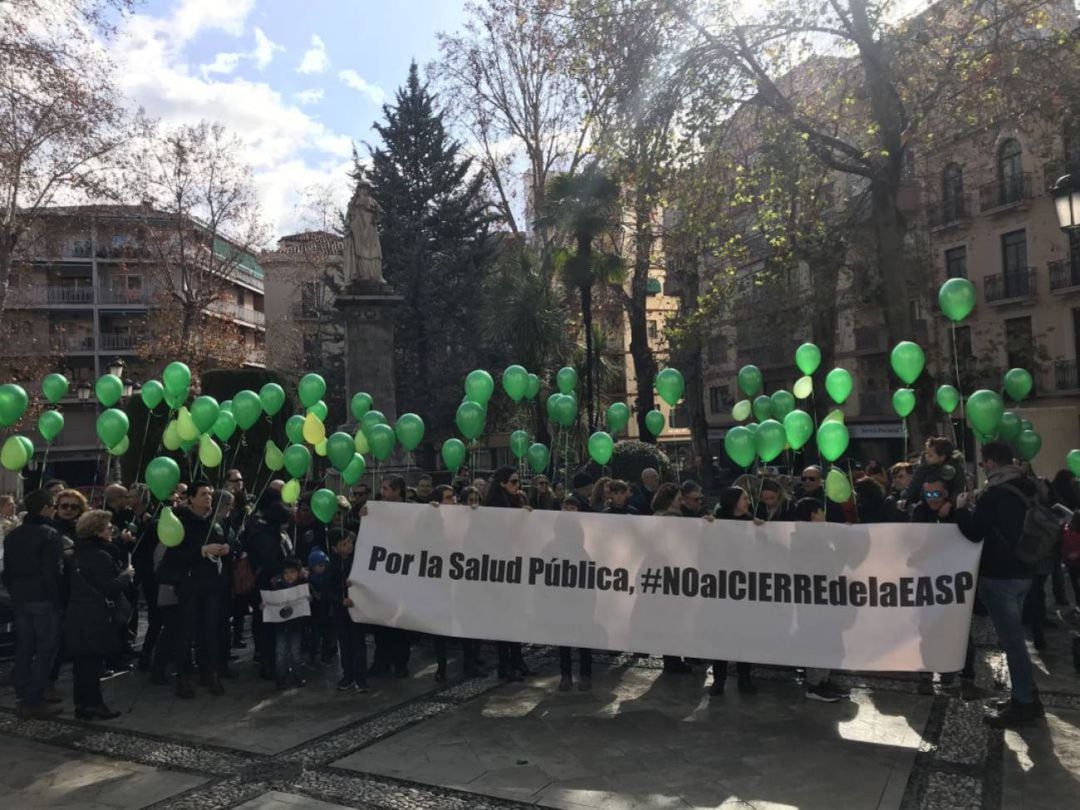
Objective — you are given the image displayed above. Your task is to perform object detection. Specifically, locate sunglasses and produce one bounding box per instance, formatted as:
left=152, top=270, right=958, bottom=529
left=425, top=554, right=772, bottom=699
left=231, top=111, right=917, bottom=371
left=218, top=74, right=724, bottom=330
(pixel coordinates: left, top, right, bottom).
left=923, top=490, right=944, bottom=498
left=228, top=478, right=243, bottom=484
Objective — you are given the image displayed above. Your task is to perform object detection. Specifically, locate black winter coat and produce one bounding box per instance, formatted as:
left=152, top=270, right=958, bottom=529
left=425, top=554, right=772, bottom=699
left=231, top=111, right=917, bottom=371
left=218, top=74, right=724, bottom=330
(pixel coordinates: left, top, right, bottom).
left=157, top=508, right=229, bottom=593
left=65, top=538, right=131, bottom=656
left=245, top=519, right=292, bottom=590
left=955, top=471, right=1035, bottom=579
left=2, top=515, right=64, bottom=607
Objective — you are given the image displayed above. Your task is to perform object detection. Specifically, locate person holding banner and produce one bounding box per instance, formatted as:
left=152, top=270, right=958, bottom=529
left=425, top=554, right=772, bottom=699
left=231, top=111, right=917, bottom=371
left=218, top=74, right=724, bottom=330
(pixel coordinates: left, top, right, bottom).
left=558, top=495, right=593, bottom=691
left=710, top=485, right=758, bottom=696
left=368, top=476, right=412, bottom=678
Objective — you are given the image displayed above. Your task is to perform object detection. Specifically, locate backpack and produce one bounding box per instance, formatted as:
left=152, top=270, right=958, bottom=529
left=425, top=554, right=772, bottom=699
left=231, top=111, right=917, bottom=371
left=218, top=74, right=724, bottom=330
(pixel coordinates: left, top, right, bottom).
left=1063, top=524, right=1080, bottom=569
left=999, top=483, right=1061, bottom=565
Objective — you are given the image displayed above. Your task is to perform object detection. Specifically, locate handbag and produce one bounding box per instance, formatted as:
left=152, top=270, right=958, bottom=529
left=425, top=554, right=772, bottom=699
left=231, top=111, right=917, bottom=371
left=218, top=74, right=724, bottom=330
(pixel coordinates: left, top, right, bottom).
left=75, top=560, right=134, bottom=628
left=233, top=554, right=257, bottom=596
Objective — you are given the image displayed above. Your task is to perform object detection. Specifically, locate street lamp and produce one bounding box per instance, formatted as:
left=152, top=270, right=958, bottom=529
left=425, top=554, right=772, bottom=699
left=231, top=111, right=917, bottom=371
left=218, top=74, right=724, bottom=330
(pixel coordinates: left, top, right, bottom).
left=76, top=381, right=92, bottom=402
left=107, top=357, right=125, bottom=378
left=123, top=378, right=135, bottom=398
left=1052, top=174, right=1080, bottom=232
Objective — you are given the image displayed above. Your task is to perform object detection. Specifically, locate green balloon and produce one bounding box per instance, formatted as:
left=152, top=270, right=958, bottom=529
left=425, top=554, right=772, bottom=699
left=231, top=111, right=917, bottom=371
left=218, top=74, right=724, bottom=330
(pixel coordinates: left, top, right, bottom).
left=95, top=374, right=123, bottom=407
left=724, top=425, right=756, bottom=469
left=456, top=401, right=486, bottom=440
left=285, top=414, right=305, bottom=445
left=162, top=420, right=181, bottom=450
left=213, top=410, right=237, bottom=442
left=795, top=343, right=821, bottom=376
left=890, top=341, right=925, bottom=385
left=1017, top=429, right=1042, bottom=461
left=755, top=419, right=785, bottom=463
left=308, top=400, right=328, bottom=422
left=892, top=388, right=916, bottom=418
left=145, top=456, right=181, bottom=501
left=360, top=410, right=386, bottom=439
left=737, top=365, right=763, bottom=397
left=825, top=368, right=853, bottom=405
left=157, top=506, right=184, bottom=547
left=96, top=408, right=129, bottom=448
left=502, top=365, right=529, bottom=402
left=1067, top=449, right=1080, bottom=477
left=441, top=438, right=467, bottom=472
left=525, top=373, right=541, bottom=401
left=190, top=395, right=219, bottom=434
left=554, top=394, right=577, bottom=427
left=369, top=423, right=396, bottom=461
left=259, top=383, right=286, bottom=416
left=141, top=380, right=164, bottom=410
left=164, top=386, right=188, bottom=410
left=1003, top=368, right=1033, bottom=402
left=745, top=422, right=758, bottom=436
left=265, top=440, right=285, bottom=471
left=510, top=430, right=530, bottom=459
left=998, top=411, right=1022, bottom=442
left=220, top=399, right=232, bottom=414
left=823, top=408, right=845, bottom=424
left=826, top=468, right=852, bottom=504
left=162, top=361, right=191, bottom=395
left=41, top=373, right=69, bottom=404
left=310, top=488, right=338, bottom=524
left=284, top=443, right=312, bottom=478
left=527, top=442, right=551, bottom=474
left=1021, top=418, right=1034, bottom=432
left=395, top=413, right=425, bottom=452
left=465, top=369, right=495, bottom=405
left=587, top=431, right=615, bottom=465
left=555, top=366, right=578, bottom=395
left=606, top=402, right=630, bottom=433
left=546, top=393, right=560, bottom=422
left=752, top=395, right=773, bottom=422
left=233, top=390, right=262, bottom=430
left=327, top=431, right=356, bottom=470
left=939, top=277, right=976, bottom=322
left=351, top=392, right=373, bottom=421
left=732, top=399, right=752, bottom=421
left=936, top=385, right=961, bottom=414
left=966, top=389, right=1004, bottom=436
left=198, top=434, right=222, bottom=468
left=38, top=409, right=64, bottom=442
left=0, top=434, right=32, bottom=471
left=817, top=421, right=849, bottom=462
left=281, top=479, right=301, bottom=504
left=770, top=390, right=795, bottom=420
left=298, top=373, right=326, bottom=409
left=645, top=409, right=665, bottom=437
left=655, top=368, right=685, bottom=407
left=108, top=435, right=130, bottom=457
left=783, top=409, right=814, bottom=451
left=793, top=375, right=813, bottom=400
left=342, top=453, right=367, bottom=485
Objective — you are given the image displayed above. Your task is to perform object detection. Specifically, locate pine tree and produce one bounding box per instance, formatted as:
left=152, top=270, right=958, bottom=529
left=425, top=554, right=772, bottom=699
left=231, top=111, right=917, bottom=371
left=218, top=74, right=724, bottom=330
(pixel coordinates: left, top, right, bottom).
left=361, top=61, right=495, bottom=451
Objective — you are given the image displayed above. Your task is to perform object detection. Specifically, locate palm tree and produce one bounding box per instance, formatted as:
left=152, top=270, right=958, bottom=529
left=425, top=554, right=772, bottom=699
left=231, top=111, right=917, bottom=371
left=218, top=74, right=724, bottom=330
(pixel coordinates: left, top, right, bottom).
left=538, top=163, right=623, bottom=430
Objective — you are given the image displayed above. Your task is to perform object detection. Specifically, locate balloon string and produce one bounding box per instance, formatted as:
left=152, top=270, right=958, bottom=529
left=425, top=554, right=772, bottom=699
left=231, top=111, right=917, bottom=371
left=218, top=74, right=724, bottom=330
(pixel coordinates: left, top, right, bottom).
left=951, top=321, right=971, bottom=488
left=133, top=406, right=155, bottom=486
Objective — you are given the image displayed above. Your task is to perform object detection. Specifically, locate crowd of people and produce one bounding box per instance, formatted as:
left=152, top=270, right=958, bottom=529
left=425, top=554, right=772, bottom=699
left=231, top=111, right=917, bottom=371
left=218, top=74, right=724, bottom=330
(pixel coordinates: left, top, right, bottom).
left=1, top=434, right=1077, bottom=729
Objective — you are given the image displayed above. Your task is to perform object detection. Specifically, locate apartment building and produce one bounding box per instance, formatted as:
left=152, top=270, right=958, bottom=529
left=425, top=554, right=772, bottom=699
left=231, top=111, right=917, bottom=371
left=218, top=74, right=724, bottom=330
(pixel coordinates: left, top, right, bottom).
left=1, top=206, right=266, bottom=483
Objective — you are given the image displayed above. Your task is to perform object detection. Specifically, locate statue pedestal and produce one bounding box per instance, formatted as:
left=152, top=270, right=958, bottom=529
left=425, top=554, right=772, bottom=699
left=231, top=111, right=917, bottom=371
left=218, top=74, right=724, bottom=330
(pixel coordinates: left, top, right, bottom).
left=336, top=279, right=403, bottom=424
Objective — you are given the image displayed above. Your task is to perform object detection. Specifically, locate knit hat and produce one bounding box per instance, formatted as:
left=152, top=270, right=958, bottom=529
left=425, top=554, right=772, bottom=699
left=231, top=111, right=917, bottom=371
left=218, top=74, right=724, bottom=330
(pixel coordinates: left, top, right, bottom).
left=308, top=548, right=330, bottom=568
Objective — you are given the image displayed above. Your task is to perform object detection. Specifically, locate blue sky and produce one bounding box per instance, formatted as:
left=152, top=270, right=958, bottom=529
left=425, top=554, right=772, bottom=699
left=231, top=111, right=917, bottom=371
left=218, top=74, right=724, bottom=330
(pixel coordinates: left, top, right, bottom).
left=110, top=0, right=470, bottom=240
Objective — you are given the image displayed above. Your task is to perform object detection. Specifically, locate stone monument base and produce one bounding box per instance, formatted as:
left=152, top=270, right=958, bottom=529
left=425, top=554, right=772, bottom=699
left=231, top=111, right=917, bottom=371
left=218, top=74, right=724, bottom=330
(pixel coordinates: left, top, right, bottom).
left=336, top=279, right=403, bottom=424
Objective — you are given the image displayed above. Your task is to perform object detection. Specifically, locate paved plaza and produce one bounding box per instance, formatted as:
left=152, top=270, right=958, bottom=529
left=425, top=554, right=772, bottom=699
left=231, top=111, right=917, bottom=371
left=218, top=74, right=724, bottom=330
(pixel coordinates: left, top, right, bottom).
left=0, top=613, right=1078, bottom=810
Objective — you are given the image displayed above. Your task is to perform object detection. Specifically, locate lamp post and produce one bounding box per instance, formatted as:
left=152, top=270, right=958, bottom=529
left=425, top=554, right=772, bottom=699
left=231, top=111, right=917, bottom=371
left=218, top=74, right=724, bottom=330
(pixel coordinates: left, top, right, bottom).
left=76, top=381, right=92, bottom=402
left=1052, top=174, right=1080, bottom=232
left=107, top=357, right=125, bottom=378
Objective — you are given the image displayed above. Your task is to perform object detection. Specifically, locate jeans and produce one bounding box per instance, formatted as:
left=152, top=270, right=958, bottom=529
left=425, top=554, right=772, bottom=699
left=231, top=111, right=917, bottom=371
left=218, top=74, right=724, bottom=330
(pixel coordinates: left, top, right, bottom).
left=13, top=602, right=61, bottom=706
left=275, top=620, right=303, bottom=678
left=72, top=655, right=104, bottom=708
left=980, top=577, right=1036, bottom=703
left=559, top=647, right=592, bottom=678
left=336, top=615, right=368, bottom=684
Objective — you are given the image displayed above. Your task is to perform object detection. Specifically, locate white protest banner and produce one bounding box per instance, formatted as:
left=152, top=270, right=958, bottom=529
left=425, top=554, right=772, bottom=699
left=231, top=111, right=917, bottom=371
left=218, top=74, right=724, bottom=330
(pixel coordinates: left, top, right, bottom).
left=260, top=583, right=311, bottom=623
left=349, top=503, right=982, bottom=672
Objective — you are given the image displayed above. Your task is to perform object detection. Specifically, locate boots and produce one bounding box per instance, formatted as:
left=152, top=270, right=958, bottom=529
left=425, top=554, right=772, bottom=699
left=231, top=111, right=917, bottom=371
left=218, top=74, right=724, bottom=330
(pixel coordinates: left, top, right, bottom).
left=207, top=672, right=225, bottom=696
left=175, top=676, right=195, bottom=700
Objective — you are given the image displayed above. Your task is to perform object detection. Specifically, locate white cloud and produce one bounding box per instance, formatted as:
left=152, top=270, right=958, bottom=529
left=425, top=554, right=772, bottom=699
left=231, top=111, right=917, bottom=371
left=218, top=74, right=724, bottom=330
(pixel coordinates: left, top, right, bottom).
left=337, top=69, right=385, bottom=105
left=297, top=34, right=330, bottom=75
left=201, top=51, right=242, bottom=77
left=251, top=27, right=283, bottom=70
left=171, top=0, right=255, bottom=41
left=294, top=88, right=325, bottom=105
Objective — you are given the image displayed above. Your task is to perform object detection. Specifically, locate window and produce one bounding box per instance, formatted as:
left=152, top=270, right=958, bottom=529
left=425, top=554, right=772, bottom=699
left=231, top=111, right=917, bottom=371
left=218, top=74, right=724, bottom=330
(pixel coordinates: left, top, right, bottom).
left=902, top=148, right=916, bottom=180
left=952, top=325, right=972, bottom=359
left=647, top=320, right=658, bottom=340
left=709, top=385, right=728, bottom=414
left=998, top=138, right=1023, bottom=204
left=942, top=164, right=964, bottom=219
left=670, top=403, right=690, bottom=429
left=1001, top=229, right=1029, bottom=297
left=1005, top=317, right=1033, bottom=371
left=945, top=246, right=967, bottom=279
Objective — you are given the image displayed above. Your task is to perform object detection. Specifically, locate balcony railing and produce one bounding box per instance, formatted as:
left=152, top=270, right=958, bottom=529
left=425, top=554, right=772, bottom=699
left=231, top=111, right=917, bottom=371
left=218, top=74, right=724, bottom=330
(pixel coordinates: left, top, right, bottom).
left=1048, top=257, right=1080, bottom=293
left=50, top=335, right=95, bottom=352
left=97, top=285, right=153, bottom=305
left=927, top=196, right=971, bottom=229
left=985, top=268, right=1036, bottom=304
left=1055, top=359, right=1079, bottom=391
left=854, top=327, right=887, bottom=354
left=859, top=390, right=890, bottom=415
left=979, top=173, right=1032, bottom=212
left=207, top=300, right=266, bottom=327
left=99, top=333, right=143, bottom=351
left=735, top=342, right=792, bottom=369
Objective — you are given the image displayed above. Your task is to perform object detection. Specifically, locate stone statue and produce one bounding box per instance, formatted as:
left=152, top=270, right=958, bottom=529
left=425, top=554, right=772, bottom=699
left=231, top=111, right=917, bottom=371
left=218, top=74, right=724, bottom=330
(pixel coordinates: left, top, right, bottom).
left=342, top=180, right=385, bottom=285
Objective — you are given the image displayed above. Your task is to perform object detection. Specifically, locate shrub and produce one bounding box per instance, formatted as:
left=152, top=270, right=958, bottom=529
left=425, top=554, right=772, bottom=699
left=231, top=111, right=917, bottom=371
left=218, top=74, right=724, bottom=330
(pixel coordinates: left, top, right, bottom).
left=609, top=439, right=672, bottom=483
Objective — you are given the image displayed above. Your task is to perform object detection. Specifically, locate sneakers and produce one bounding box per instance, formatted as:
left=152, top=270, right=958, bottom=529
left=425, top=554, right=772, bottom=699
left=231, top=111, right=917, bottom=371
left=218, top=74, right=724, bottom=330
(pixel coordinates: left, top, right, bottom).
left=355, top=680, right=371, bottom=693
left=984, top=698, right=1045, bottom=728
left=337, top=678, right=355, bottom=691
left=16, top=703, right=62, bottom=720
left=805, top=683, right=845, bottom=703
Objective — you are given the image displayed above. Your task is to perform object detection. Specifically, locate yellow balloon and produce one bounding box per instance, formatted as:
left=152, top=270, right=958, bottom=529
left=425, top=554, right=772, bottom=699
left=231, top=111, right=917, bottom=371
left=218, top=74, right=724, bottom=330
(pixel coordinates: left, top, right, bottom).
left=302, top=411, right=326, bottom=444
left=163, top=419, right=182, bottom=450
left=823, top=409, right=845, bottom=424
left=354, top=430, right=369, bottom=454
left=315, top=438, right=328, bottom=457
left=198, top=434, right=223, bottom=468
left=793, top=375, right=814, bottom=399
left=177, top=406, right=199, bottom=441
left=157, top=506, right=184, bottom=547
left=282, top=478, right=301, bottom=504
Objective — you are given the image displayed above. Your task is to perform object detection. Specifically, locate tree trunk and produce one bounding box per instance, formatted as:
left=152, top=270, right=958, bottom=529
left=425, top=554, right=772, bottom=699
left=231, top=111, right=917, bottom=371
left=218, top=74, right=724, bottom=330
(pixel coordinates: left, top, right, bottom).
left=629, top=198, right=658, bottom=442
left=679, top=257, right=713, bottom=489
left=581, top=283, right=595, bottom=432
left=0, top=235, right=12, bottom=317
left=869, top=173, right=913, bottom=342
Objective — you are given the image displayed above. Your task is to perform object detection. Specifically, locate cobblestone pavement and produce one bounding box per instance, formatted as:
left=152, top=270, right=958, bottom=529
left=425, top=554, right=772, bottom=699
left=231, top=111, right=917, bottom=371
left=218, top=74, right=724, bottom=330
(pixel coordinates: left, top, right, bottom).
left=0, top=612, right=1077, bottom=809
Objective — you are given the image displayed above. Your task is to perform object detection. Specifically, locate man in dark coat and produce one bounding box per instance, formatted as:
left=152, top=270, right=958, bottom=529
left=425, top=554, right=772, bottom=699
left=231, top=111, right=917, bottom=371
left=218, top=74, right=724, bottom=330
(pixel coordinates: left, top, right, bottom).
left=2, top=489, right=64, bottom=718
left=629, top=468, right=659, bottom=516
left=244, top=490, right=294, bottom=679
